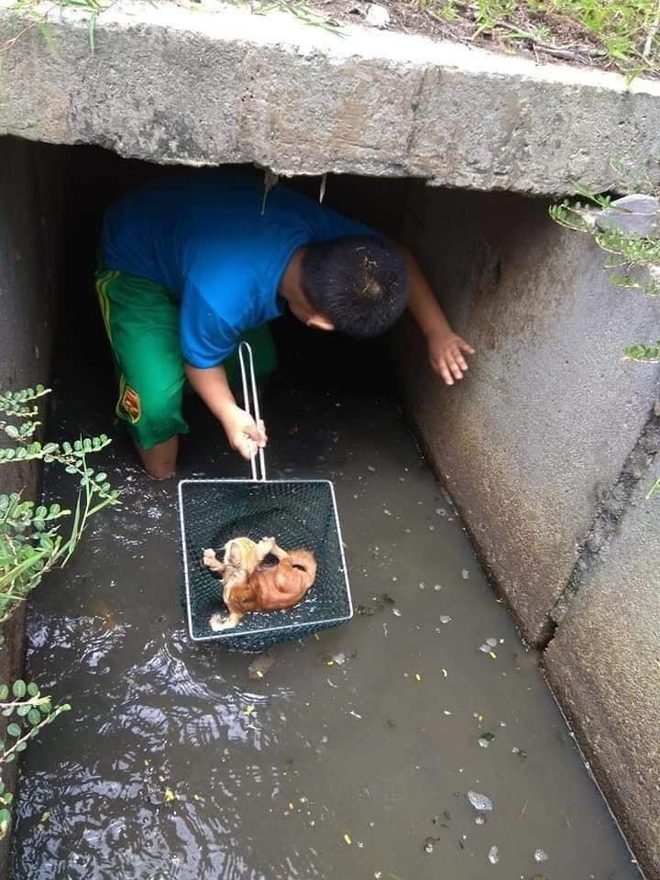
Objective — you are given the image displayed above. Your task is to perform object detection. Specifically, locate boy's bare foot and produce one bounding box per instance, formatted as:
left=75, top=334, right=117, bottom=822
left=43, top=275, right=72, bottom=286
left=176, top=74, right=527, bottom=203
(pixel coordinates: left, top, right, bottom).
left=135, top=436, right=178, bottom=480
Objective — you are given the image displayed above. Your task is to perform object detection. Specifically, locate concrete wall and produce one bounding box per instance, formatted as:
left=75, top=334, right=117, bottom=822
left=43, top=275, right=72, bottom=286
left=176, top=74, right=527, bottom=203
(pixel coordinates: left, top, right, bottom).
left=394, top=182, right=660, bottom=879
left=0, top=135, right=68, bottom=872
left=544, top=454, right=660, bottom=879
left=1, top=0, right=660, bottom=196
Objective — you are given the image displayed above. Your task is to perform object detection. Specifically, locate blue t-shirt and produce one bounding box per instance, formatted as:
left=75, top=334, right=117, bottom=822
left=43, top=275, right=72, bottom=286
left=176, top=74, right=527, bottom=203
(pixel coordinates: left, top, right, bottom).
left=101, top=172, right=378, bottom=368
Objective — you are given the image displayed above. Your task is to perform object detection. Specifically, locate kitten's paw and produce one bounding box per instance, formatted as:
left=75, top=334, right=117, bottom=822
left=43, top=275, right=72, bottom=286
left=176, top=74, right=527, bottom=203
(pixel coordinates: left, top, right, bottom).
left=209, top=612, right=234, bottom=632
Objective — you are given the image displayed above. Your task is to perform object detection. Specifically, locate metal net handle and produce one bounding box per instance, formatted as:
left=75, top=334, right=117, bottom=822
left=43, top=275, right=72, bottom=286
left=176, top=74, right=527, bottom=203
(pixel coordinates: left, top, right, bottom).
left=238, top=340, right=267, bottom=481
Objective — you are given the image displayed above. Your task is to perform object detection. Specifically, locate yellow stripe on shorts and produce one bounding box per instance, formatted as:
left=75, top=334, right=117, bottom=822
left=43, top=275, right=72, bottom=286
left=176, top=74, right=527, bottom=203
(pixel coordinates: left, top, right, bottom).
left=95, top=269, right=120, bottom=346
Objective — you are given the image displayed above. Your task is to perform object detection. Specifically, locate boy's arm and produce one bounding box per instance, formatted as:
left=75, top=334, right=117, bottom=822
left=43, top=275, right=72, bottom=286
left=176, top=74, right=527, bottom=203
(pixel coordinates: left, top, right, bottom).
left=393, top=243, right=475, bottom=385
left=185, top=363, right=267, bottom=459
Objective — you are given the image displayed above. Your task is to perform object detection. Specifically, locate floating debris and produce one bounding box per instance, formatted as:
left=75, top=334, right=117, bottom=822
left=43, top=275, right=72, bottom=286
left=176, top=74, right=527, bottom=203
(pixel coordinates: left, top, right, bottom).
left=433, top=584, right=442, bottom=591
left=356, top=593, right=395, bottom=615
left=534, top=849, right=549, bottom=862
left=475, top=815, right=485, bottom=825
left=419, top=581, right=426, bottom=590
left=478, top=733, right=496, bottom=748
left=487, top=844, right=499, bottom=864
left=439, top=615, right=452, bottom=624
left=414, top=673, right=422, bottom=682
left=367, top=465, right=376, bottom=472
left=468, top=791, right=493, bottom=811
left=435, top=507, right=447, bottom=516
left=462, top=569, right=469, bottom=579
left=479, top=638, right=498, bottom=653
left=423, top=836, right=440, bottom=854
left=511, top=747, right=528, bottom=760
left=344, top=833, right=352, bottom=845
left=248, top=652, right=275, bottom=680
left=392, top=607, right=402, bottom=617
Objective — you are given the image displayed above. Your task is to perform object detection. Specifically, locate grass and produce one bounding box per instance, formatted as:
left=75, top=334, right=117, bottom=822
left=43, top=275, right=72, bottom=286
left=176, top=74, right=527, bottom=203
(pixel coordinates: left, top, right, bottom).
left=416, top=0, right=660, bottom=79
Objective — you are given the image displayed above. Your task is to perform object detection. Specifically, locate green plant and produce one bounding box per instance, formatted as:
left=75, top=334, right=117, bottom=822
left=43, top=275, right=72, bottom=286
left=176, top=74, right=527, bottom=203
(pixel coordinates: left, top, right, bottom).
left=417, top=0, right=659, bottom=79
left=0, top=384, right=120, bottom=838
left=0, top=385, right=120, bottom=622
left=550, top=186, right=660, bottom=362
left=2, top=0, right=102, bottom=57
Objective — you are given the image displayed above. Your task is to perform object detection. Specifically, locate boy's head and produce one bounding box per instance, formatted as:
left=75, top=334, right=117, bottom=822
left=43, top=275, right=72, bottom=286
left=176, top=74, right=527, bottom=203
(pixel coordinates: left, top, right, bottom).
left=300, top=237, right=408, bottom=338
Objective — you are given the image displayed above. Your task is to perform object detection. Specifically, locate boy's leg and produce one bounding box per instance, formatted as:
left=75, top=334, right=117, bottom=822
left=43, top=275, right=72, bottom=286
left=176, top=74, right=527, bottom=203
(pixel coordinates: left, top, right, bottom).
left=95, top=268, right=188, bottom=479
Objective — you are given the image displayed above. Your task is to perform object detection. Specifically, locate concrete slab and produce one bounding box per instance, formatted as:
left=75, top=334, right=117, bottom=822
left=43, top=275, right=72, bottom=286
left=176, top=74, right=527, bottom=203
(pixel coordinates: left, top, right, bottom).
left=394, top=183, right=660, bottom=642
left=544, top=457, right=660, bottom=880
left=0, top=0, right=659, bottom=194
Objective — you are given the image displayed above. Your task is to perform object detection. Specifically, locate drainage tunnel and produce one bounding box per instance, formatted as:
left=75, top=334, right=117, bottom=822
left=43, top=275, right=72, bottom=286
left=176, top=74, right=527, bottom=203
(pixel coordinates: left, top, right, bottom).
left=1, top=132, right=659, bottom=879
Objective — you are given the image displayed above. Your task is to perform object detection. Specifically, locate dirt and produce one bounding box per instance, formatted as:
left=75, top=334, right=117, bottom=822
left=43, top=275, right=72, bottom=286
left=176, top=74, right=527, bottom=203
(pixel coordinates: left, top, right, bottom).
left=287, top=0, right=657, bottom=80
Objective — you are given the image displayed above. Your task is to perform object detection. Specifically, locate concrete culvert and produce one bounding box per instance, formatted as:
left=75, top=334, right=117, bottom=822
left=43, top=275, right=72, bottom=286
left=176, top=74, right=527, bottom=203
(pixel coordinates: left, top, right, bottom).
left=0, top=3, right=659, bottom=875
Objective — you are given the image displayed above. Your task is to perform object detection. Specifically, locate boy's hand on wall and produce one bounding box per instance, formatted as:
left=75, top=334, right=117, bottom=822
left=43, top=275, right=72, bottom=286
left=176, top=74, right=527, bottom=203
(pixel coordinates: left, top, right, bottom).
left=427, top=331, right=475, bottom=386
left=222, top=404, right=268, bottom=460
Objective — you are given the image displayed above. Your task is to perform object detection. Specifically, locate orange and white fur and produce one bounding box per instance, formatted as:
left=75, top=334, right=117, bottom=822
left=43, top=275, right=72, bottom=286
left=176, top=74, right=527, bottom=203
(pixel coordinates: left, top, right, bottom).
left=202, top=536, right=316, bottom=631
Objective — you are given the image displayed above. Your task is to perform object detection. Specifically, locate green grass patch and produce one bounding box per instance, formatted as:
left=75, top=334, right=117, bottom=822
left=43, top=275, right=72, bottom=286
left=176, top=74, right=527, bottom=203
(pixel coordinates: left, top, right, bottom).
left=418, top=0, right=659, bottom=79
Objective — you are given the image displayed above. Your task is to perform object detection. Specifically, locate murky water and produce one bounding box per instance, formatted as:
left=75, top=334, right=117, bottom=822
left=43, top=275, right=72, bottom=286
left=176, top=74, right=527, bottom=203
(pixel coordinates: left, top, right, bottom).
left=11, top=325, right=641, bottom=880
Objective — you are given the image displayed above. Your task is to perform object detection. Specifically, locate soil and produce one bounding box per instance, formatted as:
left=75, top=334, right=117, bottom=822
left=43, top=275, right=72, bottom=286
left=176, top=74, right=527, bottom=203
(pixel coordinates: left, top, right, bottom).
left=290, top=0, right=658, bottom=80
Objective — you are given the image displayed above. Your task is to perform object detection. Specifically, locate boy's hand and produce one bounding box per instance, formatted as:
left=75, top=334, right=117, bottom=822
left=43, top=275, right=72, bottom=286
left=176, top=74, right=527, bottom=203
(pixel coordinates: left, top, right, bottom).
left=221, top=404, right=267, bottom=460
left=428, top=331, right=475, bottom=386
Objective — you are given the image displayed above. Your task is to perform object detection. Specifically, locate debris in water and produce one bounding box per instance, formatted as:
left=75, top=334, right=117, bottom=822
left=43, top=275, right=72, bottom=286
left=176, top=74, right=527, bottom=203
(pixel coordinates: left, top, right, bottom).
left=439, top=615, right=452, bottom=624
left=357, top=593, right=395, bottom=615
left=423, top=836, right=440, bottom=853
left=434, top=584, right=442, bottom=591
left=248, top=652, right=275, bottom=680
left=478, top=732, right=495, bottom=748
left=367, top=465, right=376, bottom=472
left=435, top=507, right=447, bottom=516
left=479, top=638, right=498, bottom=653
left=244, top=704, right=255, bottom=716
left=511, top=747, right=528, bottom=760
left=163, top=787, right=177, bottom=803
left=475, top=815, right=485, bottom=825
left=462, top=569, right=469, bottom=579
left=419, top=581, right=426, bottom=589
left=487, top=844, right=499, bottom=864
left=468, top=791, right=493, bottom=811
left=392, top=607, right=402, bottom=617
left=414, top=673, right=422, bottom=682
left=343, top=833, right=352, bottom=845
left=534, top=849, right=549, bottom=862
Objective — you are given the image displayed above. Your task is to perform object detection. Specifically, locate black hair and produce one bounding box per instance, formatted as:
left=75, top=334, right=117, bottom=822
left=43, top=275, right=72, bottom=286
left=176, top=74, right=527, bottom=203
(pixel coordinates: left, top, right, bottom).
left=300, top=236, right=408, bottom=338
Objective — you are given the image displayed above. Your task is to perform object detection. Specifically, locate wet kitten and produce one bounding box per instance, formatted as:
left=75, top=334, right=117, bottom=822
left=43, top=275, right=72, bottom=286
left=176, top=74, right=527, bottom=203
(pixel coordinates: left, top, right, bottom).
left=203, top=539, right=316, bottom=631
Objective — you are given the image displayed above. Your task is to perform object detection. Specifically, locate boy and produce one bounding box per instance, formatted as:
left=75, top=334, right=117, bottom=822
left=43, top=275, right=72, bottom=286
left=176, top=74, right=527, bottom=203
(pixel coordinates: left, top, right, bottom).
left=97, top=171, right=473, bottom=479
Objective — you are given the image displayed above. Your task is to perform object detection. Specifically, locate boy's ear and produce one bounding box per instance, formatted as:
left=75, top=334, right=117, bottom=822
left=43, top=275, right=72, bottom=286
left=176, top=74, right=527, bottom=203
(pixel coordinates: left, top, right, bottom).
left=306, top=313, right=335, bottom=332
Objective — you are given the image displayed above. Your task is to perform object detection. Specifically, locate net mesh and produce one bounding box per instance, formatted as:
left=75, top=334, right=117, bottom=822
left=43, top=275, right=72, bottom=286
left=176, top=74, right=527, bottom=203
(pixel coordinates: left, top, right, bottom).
left=178, top=479, right=352, bottom=651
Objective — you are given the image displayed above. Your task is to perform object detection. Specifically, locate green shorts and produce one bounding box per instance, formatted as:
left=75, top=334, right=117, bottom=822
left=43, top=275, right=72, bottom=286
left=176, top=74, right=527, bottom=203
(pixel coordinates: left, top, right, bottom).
left=95, top=267, right=277, bottom=450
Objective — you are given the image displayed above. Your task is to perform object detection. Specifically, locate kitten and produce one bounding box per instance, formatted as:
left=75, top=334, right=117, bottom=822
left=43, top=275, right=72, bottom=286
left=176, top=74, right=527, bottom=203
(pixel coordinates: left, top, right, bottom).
left=203, top=539, right=316, bottom=631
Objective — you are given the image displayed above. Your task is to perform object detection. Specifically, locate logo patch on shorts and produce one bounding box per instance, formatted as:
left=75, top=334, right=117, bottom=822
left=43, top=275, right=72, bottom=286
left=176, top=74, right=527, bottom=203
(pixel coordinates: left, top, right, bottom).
left=120, top=386, right=141, bottom=423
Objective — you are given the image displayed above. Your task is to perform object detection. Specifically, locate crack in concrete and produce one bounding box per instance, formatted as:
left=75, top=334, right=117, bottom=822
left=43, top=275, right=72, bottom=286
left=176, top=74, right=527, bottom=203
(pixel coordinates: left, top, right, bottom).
left=545, top=401, right=660, bottom=642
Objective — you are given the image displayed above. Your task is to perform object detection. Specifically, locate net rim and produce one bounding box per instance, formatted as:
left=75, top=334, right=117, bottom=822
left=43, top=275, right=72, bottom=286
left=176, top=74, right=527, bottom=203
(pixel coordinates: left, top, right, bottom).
left=177, top=478, right=353, bottom=644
